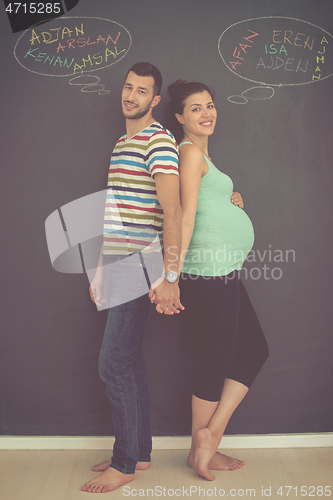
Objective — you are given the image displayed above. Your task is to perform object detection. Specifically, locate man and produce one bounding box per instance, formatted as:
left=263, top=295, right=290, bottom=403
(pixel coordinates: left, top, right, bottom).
left=81, top=62, right=183, bottom=493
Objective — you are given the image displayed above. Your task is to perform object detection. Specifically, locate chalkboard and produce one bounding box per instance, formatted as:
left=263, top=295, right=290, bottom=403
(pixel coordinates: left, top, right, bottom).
left=1, top=0, right=332, bottom=438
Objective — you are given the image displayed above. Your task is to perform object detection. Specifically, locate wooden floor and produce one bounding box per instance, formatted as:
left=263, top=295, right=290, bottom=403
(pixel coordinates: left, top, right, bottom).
left=0, top=448, right=332, bottom=499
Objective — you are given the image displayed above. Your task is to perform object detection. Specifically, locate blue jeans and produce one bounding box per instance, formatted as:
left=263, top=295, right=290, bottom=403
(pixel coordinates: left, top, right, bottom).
left=98, top=256, right=153, bottom=474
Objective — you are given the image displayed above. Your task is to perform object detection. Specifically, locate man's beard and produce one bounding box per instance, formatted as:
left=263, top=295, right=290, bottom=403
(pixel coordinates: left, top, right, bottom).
left=122, top=98, right=153, bottom=120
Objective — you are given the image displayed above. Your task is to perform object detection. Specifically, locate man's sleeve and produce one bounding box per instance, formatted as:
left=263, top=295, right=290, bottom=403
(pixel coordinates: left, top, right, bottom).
left=146, top=130, right=179, bottom=177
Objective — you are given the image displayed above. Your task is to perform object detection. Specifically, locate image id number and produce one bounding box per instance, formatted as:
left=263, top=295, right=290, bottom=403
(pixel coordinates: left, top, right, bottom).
left=276, top=486, right=331, bottom=496
left=5, top=3, right=61, bottom=14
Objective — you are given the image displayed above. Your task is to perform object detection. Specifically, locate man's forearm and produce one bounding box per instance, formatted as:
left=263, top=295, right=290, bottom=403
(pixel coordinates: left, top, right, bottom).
left=95, top=242, right=104, bottom=270
left=162, top=206, right=182, bottom=275
left=177, top=220, right=194, bottom=275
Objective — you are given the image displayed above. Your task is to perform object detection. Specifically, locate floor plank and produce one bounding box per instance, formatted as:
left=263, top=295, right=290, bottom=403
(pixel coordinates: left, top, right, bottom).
left=0, top=448, right=331, bottom=500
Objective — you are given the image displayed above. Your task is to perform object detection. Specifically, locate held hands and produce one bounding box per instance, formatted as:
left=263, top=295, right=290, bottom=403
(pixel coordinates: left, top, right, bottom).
left=231, top=191, right=244, bottom=209
left=149, top=278, right=185, bottom=315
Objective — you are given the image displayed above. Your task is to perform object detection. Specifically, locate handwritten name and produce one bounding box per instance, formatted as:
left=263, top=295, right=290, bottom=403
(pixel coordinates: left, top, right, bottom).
left=313, top=36, right=329, bottom=80
left=229, top=29, right=259, bottom=70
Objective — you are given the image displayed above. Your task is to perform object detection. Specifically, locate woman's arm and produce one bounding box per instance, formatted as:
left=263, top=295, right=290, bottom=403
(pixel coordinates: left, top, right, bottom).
left=177, top=144, right=206, bottom=275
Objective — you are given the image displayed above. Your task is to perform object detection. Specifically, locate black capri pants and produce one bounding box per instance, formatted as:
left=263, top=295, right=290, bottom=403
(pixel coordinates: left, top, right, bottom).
left=179, top=271, right=269, bottom=402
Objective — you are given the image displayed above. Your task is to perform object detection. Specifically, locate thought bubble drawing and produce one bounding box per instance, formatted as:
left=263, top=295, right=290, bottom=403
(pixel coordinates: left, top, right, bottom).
left=14, top=16, right=132, bottom=94
left=228, top=86, right=275, bottom=105
left=218, top=16, right=333, bottom=103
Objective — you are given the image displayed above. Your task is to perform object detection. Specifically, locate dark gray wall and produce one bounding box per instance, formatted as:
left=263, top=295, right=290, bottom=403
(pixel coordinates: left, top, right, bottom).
left=1, top=0, right=332, bottom=437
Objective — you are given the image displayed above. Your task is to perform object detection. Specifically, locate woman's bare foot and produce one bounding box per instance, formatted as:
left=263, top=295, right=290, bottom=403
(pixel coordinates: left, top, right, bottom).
left=209, top=451, right=245, bottom=470
left=188, top=450, right=245, bottom=471
left=91, top=460, right=150, bottom=472
left=81, top=467, right=134, bottom=493
left=193, top=428, right=218, bottom=481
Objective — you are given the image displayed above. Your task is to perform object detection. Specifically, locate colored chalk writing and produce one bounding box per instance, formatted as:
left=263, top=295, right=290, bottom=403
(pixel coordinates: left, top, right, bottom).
left=218, top=17, right=333, bottom=87
left=228, top=29, right=259, bottom=70
left=14, top=16, right=132, bottom=81
left=312, top=36, right=329, bottom=80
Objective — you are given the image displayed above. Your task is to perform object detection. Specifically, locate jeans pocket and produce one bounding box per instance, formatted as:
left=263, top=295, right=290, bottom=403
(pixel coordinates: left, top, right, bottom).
left=104, top=259, right=149, bottom=308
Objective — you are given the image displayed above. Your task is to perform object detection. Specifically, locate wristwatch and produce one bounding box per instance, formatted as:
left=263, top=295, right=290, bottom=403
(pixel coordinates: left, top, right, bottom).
left=164, top=271, right=179, bottom=283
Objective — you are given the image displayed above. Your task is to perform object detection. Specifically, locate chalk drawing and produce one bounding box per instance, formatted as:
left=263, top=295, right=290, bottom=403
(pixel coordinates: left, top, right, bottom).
left=14, top=16, right=132, bottom=94
left=218, top=16, right=332, bottom=103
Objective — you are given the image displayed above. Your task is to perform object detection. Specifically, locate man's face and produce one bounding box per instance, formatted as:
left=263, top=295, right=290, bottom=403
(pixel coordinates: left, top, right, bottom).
left=121, top=71, right=158, bottom=120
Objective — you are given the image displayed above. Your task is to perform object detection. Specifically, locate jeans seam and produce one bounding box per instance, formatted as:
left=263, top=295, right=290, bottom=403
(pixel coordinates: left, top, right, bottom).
left=100, top=293, right=152, bottom=473
left=113, top=305, right=134, bottom=470
left=133, top=372, right=141, bottom=454
left=110, top=462, right=135, bottom=475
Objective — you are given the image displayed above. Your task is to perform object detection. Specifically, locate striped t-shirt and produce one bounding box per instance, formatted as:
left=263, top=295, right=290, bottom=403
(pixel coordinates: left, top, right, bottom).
left=103, top=122, right=179, bottom=255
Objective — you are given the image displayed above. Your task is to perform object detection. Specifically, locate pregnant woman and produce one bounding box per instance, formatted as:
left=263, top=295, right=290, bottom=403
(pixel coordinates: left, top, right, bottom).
left=166, top=80, right=269, bottom=481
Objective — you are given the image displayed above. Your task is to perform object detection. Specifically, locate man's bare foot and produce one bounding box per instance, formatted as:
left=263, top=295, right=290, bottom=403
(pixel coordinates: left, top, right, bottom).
left=188, top=450, right=244, bottom=471
left=91, top=460, right=111, bottom=472
left=135, top=462, right=151, bottom=471
left=81, top=467, right=134, bottom=493
left=91, top=460, right=150, bottom=472
left=193, top=428, right=217, bottom=481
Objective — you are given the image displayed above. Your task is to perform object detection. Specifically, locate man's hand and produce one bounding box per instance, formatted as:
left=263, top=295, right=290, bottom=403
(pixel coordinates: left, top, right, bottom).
left=89, top=271, right=105, bottom=307
left=149, top=279, right=184, bottom=315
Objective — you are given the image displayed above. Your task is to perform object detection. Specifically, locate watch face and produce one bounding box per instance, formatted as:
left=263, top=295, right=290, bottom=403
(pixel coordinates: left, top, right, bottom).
left=166, top=271, right=178, bottom=283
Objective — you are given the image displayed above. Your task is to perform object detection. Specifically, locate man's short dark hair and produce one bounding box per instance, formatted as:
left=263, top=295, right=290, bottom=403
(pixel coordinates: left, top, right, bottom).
left=126, top=62, right=162, bottom=96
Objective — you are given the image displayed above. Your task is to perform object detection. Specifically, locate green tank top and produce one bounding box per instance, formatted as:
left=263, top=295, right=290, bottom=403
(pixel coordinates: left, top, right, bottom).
left=179, top=142, right=254, bottom=276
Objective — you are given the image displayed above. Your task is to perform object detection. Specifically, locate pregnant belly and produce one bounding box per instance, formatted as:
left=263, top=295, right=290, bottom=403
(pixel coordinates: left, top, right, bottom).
left=189, top=205, right=254, bottom=265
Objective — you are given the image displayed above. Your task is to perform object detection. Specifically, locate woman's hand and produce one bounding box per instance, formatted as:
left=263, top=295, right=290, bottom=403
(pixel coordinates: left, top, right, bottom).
left=231, top=191, right=244, bottom=209
left=149, top=280, right=184, bottom=315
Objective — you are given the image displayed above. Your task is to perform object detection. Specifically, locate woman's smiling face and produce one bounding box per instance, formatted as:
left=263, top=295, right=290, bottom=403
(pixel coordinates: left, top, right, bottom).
left=176, top=90, right=217, bottom=138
